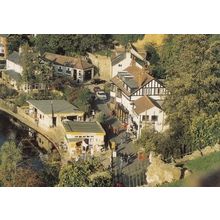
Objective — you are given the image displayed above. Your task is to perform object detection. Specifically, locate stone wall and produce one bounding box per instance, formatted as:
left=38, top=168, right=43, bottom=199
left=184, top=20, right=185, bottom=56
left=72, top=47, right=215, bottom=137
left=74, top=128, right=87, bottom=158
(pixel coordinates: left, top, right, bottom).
left=175, top=144, right=220, bottom=163
left=145, top=144, right=220, bottom=186
left=146, top=152, right=181, bottom=186
left=87, top=53, right=111, bottom=81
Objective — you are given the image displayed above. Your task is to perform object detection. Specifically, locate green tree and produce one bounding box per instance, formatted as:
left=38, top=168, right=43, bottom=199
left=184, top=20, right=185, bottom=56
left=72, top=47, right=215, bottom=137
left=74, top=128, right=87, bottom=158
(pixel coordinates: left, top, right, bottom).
left=58, top=159, right=111, bottom=187
left=73, top=87, right=92, bottom=113
left=0, top=141, right=22, bottom=186
left=13, top=167, right=45, bottom=187
left=8, top=34, right=33, bottom=54
left=144, top=43, right=166, bottom=79
left=34, top=34, right=114, bottom=55
left=162, top=35, right=220, bottom=155
left=0, top=84, right=18, bottom=98
left=190, top=113, right=220, bottom=153
left=20, top=44, right=38, bottom=84
left=88, top=171, right=112, bottom=187
left=41, top=151, right=61, bottom=187
left=112, top=34, right=144, bottom=46
left=135, top=126, right=174, bottom=159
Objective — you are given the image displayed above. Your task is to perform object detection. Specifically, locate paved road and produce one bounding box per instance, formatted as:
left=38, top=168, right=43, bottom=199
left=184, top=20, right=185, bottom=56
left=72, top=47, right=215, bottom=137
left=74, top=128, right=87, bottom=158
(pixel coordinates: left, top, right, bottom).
left=95, top=98, right=149, bottom=186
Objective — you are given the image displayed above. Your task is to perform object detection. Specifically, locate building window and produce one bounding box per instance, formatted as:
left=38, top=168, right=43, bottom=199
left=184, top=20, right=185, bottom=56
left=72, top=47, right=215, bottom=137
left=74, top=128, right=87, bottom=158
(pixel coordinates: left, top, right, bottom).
left=142, top=115, right=149, bottom=121
left=58, top=66, right=63, bottom=72
left=151, top=115, right=158, bottom=121
left=66, top=68, right=71, bottom=75
left=118, top=64, right=122, bottom=67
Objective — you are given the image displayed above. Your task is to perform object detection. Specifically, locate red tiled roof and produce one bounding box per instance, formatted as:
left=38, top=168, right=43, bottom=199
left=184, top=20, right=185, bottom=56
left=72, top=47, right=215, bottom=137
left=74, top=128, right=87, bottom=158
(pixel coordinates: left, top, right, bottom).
left=43, top=52, right=93, bottom=70
left=133, top=96, right=161, bottom=115
left=124, top=65, right=154, bottom=87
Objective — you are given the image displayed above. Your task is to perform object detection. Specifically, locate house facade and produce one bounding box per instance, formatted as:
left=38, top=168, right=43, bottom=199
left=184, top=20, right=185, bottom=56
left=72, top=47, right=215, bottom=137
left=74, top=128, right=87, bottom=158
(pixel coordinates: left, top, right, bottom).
left=111, top=43, right=148, bottom=77
left=26, top=100, right=84, bottom=128
left=0, top=34, right=9, bottom=58
left=2, top=51, right=46, bottom=92
left=132, top=96, right=167, bottom=137
left=110, top=64, right=167, bottom=137
left=43, top=52, right=95, bottom=83
left=62, top=120, right=106, bottom=158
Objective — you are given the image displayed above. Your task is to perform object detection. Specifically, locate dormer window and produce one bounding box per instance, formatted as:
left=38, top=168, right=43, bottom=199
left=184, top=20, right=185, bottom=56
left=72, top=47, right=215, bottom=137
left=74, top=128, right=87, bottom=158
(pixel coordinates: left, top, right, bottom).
left=58, top=66, right=63, bottom=72
left=66, top=68, right=71, bottom=75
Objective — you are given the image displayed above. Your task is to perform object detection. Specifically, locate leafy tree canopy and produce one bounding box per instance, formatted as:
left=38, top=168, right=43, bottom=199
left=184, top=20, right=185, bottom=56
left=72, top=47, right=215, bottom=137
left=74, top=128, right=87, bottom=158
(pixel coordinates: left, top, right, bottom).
left=59, top=159, right=112, bottom=187
left=112, top=34, right=144, bottom=46
left=34, top=34, right=114, bottom=55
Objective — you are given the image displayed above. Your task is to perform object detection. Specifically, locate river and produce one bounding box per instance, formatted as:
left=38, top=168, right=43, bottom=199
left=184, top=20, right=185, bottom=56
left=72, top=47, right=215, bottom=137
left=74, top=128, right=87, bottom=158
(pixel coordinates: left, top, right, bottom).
left=0, top=112, right=59, bottom=169
left=0, top=114, right=15, bottom=147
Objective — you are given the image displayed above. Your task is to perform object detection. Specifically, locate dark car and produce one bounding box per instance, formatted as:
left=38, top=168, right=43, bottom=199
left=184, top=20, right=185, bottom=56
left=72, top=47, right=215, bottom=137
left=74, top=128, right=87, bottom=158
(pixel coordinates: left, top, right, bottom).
left=91, top=78, right=106, bottom=85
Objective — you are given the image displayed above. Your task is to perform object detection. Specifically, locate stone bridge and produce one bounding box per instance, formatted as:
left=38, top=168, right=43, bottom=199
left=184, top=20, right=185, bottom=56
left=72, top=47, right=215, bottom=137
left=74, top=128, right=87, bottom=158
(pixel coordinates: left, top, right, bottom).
left=0, top=99, right=65, bottom=156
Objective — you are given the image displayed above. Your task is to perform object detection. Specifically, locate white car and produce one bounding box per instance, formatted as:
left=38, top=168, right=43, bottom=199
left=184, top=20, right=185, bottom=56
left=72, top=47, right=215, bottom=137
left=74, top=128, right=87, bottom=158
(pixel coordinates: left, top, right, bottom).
left=96, top=90, right=107, bottom=100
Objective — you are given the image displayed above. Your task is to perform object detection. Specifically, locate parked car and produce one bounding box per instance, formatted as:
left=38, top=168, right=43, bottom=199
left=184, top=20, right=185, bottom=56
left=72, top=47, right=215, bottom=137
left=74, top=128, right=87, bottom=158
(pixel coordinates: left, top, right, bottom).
left=96, top=90, right=107, bottom=100
left=91, top=78, right=106, bottom=85
left=93, top=86, right=101, bottom=93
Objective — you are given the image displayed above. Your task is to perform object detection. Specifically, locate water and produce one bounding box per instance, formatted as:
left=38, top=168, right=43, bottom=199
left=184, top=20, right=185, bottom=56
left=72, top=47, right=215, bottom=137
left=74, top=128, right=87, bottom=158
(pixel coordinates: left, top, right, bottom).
left=0, top=112, right=50, bottom=168
left=0, top=114, right=12, bottom=147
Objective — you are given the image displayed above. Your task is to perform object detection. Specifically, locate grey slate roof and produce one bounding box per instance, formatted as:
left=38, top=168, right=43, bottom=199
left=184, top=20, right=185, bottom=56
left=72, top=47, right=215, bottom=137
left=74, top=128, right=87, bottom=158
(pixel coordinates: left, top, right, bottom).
left=118, top=72, right=138, bottom=89
left=111, top=53, right=126, bottom=65
left=27, top=100, right=79, bottom=115
left=7, top=51, right=21, bottom=65
left=63, top=121, right=105, bottom=134
left=4, top=70, right=21, bottom=82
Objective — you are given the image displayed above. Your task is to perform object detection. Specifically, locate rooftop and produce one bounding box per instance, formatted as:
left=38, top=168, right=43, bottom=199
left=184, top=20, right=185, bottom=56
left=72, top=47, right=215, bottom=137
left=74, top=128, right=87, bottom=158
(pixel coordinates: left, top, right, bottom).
left=133, top=96, right=162, bottom=115
left=111, top=53, right=126, bottom=65
left=7, top=51, right=21, bottom=65
left=4, top=70, right=21, bottom=82
left=43, top=52, right=94, bottom=70
left=124, top=65, right=153, bottom=87
left=27, top=100, right=80, bottom=115
left=63, top=121, right=105, bottom=134
left=111, top=65, right=154, bottom=96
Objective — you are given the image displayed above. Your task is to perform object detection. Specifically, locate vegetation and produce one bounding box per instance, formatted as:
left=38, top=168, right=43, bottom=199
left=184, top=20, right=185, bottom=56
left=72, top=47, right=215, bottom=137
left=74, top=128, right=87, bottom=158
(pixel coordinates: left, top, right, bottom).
left=163, top=151, right=220, bottom=187
left=58, top=159, right=112, bottom=187
left=34, top=34, right=114, bottom=55
left=144, top=43, right=166, bottom=79
left=0, top=84, right=18, bottom=99
left=20, top=44, right=53, bottom=85
left=8, top=34, right=33, bottom=54
left=137, top=35, right=220, bottom=160
left=0, top=141, right=22, bottom=186
left=112, top=35, right=144, bottom=46
left=0, top=140, right=62, bottom=187
left=72, top=87, right=92, bottom=113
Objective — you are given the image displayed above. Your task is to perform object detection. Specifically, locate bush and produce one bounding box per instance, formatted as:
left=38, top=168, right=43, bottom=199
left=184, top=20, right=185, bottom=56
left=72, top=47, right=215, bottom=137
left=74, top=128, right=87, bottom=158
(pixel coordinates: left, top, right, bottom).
left=95, top=112, right=107, bottom=124
left=0, top=84, right=18, bottom=99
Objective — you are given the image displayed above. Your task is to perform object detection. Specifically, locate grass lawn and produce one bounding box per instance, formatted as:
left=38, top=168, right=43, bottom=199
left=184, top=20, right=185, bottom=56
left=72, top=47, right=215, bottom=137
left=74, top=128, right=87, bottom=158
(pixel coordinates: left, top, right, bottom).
left=161, top=151, right=220, bottom=187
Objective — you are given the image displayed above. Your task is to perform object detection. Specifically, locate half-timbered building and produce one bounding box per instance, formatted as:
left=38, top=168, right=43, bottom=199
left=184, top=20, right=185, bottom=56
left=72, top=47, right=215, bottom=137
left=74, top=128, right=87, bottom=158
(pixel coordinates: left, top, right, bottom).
left=110, top=64, right=167, bottom=136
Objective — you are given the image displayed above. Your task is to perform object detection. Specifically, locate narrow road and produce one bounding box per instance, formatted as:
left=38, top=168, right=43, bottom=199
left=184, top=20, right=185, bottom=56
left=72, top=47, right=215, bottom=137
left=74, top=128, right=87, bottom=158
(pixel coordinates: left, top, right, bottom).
left=95, top=98, right=149, bottom=186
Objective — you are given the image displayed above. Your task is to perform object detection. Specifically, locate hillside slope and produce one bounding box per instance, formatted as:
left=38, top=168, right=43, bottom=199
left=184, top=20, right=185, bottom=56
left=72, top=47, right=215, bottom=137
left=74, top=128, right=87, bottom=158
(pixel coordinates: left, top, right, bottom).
left=133, top=34, right=167, bottom=50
